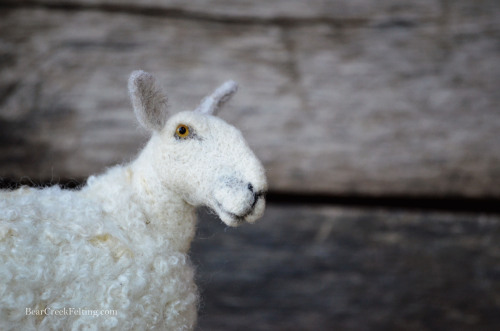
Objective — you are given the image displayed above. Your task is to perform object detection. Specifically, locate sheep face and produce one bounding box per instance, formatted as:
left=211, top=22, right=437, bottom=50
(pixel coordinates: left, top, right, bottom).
left=155, top=111, right=267, bottom=226
left=129, top=71, right=267, bottom=226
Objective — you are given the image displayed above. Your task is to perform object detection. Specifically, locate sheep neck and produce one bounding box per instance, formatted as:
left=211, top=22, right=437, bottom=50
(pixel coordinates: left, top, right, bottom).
left=129, top=138, right=197, bottom=253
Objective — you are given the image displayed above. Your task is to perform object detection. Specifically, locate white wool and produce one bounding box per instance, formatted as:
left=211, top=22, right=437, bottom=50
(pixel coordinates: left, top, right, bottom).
left=0, top=71, right=267, bottom=331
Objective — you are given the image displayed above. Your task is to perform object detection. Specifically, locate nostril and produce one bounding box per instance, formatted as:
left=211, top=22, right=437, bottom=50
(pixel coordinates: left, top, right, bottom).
left=251, top=193, right=259, bottom=208
left=247, top=183, right=254, bottom=192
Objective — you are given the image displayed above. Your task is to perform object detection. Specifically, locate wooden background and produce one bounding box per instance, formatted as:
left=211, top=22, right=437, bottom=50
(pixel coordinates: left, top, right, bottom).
left=1, top=0, right=499, bottom=330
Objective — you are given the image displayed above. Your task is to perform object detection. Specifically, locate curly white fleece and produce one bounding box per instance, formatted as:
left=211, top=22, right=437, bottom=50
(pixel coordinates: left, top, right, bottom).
left=0, top=71, right=267, bottom=331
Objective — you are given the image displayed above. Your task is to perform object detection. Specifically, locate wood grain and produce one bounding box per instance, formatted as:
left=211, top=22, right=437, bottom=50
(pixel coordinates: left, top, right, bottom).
left=0, top=1, right=499, bottom=196
left=192, top=205, right=500, bottom=330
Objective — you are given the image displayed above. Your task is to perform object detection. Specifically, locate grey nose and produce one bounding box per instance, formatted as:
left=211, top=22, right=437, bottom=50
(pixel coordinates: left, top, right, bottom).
left=214, top=177, right=260, bottom=217
left=247, top=182, right=267, bottom=203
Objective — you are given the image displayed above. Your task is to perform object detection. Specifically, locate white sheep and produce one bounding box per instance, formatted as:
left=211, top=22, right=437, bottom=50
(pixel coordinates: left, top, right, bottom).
left=0, top=71, right=267, bottom=330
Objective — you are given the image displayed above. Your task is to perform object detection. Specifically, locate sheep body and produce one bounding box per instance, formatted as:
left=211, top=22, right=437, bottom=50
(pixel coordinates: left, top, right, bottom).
left=0, top=71, right=267, bottom=330
left=1, top=152, right=197, bottom=331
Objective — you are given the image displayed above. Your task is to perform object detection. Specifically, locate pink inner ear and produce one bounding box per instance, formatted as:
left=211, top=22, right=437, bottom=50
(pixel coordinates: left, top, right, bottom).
left=196, top=80, right=238, bottom=115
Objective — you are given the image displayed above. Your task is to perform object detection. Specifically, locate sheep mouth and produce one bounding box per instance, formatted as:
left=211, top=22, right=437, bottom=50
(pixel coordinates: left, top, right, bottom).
left=215, top=191, right=266, bottom=226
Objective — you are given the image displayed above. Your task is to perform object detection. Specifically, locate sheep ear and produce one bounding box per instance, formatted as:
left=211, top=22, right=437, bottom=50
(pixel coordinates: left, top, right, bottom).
left=128, top=70, right=168, bottom=131
left=195, top=80, right=238, bottom=115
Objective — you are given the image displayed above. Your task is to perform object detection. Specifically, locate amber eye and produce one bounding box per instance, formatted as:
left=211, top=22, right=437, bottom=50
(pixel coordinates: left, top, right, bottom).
left=175, top=124, right=190, bottom=138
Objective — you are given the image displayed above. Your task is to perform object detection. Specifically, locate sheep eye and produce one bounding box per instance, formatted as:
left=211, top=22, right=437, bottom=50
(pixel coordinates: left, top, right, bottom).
left=175, top=124, right=190, bottom=138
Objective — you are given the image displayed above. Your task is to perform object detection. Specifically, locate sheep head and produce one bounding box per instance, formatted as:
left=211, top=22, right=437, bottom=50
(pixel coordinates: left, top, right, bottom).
left=128, top=70, right=267, bottom=226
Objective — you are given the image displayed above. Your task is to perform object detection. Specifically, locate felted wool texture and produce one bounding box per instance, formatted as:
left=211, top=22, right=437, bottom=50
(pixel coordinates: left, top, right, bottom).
left=0, top=71, right=267, bottom=331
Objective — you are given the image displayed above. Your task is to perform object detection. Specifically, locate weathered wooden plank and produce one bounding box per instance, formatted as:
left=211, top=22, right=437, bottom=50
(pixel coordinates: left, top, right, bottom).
left=0, top=4, right=499, bottom=196
left=192, top=205, right=500, bottom=330
left=283, top=23, right=500, bottom=196
left=447, top=0, right=500, bottom=29
left=5, top=0, right=442, bottom=21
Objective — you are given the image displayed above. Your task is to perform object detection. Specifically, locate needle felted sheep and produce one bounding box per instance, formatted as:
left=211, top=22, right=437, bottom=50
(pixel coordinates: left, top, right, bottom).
left=0, top=71, right=267, bottom=330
